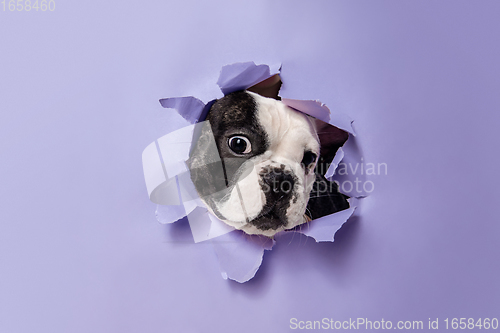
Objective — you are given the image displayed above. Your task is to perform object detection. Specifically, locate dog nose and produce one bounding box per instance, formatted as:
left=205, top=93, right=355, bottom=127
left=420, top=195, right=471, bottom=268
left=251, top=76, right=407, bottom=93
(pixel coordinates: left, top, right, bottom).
left=261, top=168, right=295, bottom=199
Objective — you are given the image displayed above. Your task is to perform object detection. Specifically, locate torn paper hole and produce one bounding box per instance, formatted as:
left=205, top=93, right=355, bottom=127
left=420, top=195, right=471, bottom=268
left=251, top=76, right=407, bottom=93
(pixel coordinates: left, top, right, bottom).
left=142, top=61, right=363, bottom=282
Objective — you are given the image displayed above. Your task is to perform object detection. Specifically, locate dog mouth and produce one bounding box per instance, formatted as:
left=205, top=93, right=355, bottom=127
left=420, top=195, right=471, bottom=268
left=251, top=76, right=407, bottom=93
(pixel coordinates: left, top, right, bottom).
left=248, top=164, right=299, bottom=231
left=255, top=203, right=279, bottom=219
left=250, top=203, right=288, bottom=231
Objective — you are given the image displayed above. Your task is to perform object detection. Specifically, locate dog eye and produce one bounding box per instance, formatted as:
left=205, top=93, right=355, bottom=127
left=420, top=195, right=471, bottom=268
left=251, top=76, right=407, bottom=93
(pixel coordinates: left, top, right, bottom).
left=228, top=136, right=252, bottom=154
left=301, top=151, right=317, bottom=168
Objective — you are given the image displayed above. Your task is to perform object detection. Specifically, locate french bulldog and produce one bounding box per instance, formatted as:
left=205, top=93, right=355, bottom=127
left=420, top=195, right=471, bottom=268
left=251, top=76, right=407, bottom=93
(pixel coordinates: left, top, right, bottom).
left=188, top=90, right=349, bottom=237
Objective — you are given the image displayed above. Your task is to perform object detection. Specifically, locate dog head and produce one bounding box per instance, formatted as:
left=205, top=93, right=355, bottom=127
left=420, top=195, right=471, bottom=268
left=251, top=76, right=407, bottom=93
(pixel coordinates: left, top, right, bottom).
left=188, top=90, right=342, bottom=236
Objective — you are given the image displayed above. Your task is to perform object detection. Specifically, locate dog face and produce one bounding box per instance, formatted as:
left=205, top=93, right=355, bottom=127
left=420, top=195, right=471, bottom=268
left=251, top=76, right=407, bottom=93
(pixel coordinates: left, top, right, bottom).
left=188, top=91, right=322, bottom=236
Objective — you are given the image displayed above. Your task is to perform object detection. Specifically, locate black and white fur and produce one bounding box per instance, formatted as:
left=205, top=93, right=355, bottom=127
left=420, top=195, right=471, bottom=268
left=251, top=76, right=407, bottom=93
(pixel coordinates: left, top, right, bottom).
left=188, top=91, right=349, bottom=237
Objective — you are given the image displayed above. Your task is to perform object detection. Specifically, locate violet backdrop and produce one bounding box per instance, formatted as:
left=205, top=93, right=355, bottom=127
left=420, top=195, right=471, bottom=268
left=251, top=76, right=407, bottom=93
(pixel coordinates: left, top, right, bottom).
left=1, top=1, right=499, bottom=332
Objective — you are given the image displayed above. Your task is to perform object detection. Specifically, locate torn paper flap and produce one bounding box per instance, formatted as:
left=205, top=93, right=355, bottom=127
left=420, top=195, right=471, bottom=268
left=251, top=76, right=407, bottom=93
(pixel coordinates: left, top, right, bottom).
left=159, top=96, right=206, bottom=124
left=325, top=147, right=345, bottom=179
left=296, top=207, right=356, bottom=242
left=327, top=135, right=369, bottom=198
left=282, top=98, right=331, bottom=123
left=212, top=230, right=275, bottom=283
left=217, top=61, right=281, bottom=95
left=156, top=203, right=187, bottom=225
left=185, top=206, right=235, bottom=243
left=282, top=98, right=355, bottom=135
left=247, top=74, right=282, bottom=100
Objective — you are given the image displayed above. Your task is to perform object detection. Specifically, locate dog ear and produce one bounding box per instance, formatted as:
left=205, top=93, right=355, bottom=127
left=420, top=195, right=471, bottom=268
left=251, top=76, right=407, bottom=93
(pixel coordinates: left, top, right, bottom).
left=314, top=118, right=349, bottom=175
left=247, top=74, right=282, bottom=100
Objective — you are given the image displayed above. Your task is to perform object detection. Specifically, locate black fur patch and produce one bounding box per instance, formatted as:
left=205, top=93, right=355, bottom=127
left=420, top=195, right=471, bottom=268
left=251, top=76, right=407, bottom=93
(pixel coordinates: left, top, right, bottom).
left=253, top=165, right=297, bottom=230
left=205, top=91, right=269, bottom=182
left=187, top=91, right=269, bottom=217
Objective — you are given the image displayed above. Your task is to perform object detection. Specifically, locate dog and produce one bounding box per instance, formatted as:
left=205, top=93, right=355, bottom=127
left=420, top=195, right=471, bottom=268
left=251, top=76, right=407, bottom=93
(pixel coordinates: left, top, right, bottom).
left=187, top=90, right=349, bottom=237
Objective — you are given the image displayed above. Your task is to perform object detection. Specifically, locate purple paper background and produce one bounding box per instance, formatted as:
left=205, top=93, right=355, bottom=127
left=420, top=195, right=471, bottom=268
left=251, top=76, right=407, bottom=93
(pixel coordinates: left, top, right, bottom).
left=1, top=1, right=499, bottom=332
